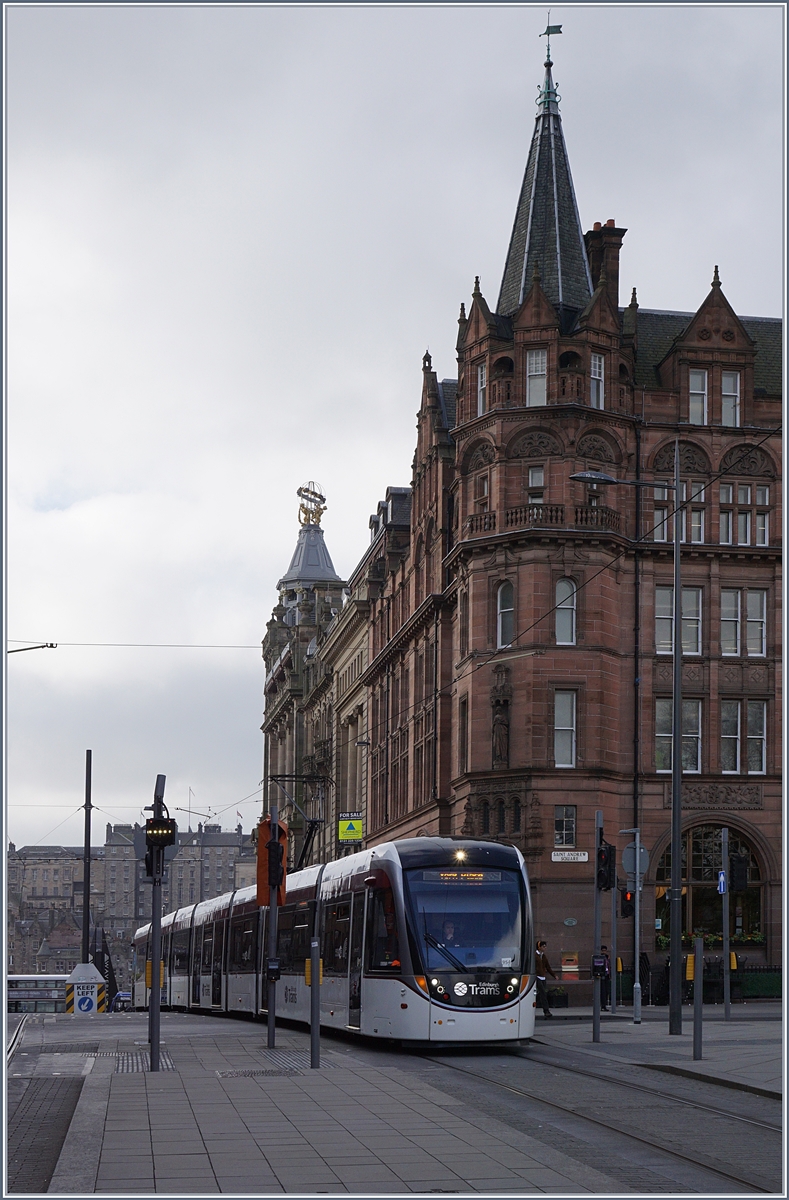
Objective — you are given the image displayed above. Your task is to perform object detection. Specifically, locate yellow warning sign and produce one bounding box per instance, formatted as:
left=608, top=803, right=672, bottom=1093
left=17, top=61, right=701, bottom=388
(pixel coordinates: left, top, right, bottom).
left=338, top=812, right=363, bottom=842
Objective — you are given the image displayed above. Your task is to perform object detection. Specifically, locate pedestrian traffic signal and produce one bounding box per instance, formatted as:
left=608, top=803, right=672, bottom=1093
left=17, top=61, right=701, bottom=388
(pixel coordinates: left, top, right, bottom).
left=596, top=842, right=615, bottom=890
left=620, top=888, right=635, bottom=918
left=729, top=852, right=749, bottom=892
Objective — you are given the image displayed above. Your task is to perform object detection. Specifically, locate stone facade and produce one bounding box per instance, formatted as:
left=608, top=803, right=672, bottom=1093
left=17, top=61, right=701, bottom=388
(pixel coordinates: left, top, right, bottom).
left=260, top=47, right=781, bottom=970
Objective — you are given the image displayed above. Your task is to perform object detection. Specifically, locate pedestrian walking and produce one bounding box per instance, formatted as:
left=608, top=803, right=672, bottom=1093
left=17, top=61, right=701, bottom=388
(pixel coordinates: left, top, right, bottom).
left=600, top=945, right=611, bottom=1010
left=535, top=940, right=557, bottom=1017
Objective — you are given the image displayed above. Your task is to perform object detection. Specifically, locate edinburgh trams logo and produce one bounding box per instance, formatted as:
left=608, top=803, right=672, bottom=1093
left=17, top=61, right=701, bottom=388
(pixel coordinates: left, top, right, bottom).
left=453, top=981, right=500, bottom=997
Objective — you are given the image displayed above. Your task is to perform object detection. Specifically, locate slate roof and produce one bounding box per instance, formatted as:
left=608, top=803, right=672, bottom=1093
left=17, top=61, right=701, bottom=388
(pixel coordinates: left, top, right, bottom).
left=497, top=57, right=592, bottom=328
left=630, top=309, right=783, bottom=394
left=437, top=379, right=457, bottom=430
left=277, top=525, right=344, bottom=590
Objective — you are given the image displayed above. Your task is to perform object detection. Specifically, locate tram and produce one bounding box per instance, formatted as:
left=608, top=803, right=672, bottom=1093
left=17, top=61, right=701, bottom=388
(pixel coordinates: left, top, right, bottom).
left=133, top=837, right=536, bottom=1042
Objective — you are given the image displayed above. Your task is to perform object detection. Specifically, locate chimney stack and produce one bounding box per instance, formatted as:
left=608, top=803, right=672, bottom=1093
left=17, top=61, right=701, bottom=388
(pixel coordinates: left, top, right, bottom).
left=585, top=221, right=627, bottom=311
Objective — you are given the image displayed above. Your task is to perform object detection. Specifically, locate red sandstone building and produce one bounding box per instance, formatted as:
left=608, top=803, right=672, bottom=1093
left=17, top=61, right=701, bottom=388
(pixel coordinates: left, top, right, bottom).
left=262, top=47, right=781, bottom=974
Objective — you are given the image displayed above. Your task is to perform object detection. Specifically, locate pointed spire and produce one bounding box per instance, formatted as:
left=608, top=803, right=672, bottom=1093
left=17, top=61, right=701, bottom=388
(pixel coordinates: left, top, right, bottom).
left=497, top=31, right=592, bottom=328
left=423, top=350, right=432, bottom=371
left=712, top=264, right=721, bottom=288
left=473, top=275, right=481, bottom=297
left=458, top=302, right=466, bottom=321
left=630, top=286, right=638, bottom=306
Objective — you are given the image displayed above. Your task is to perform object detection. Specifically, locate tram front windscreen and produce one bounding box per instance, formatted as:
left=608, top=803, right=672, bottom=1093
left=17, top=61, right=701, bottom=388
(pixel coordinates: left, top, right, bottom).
left=404, top=868, right=524, bottom=973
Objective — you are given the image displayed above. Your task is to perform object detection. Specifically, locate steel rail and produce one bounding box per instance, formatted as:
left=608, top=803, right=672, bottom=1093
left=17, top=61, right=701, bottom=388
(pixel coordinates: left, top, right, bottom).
left=425, top=1055, right=776, bottom=1195
left=521, top=1046, right=782, bottom=1132
left=6, top=1015, right=28, bottom=1064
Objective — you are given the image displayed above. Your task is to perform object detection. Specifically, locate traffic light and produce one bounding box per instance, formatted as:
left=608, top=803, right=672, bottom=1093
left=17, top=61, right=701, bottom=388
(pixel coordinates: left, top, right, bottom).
left=729, top=853, right=749, bottom=893
left=145, top=817, right=177, bottom=846
left=144, top=847, right=154, bottom=879
left=621, top=888, right=635, bottom=918
left=256, top=816, right=289, bottom=906
left=596, top=842, right=615, bottom=890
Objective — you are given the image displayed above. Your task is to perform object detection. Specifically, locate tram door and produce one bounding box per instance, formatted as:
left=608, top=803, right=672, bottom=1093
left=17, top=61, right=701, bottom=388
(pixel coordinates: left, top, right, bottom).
left=348, top=891, right=365, bottom=1028
left=191, top=927, right=202, bottom=1006
left=212, top=922, right=225, bottom=1008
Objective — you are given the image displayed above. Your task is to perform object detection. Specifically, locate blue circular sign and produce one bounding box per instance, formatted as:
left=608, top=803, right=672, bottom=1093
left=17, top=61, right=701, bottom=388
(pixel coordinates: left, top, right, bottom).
left=77, top=995, right=94, bottom=1012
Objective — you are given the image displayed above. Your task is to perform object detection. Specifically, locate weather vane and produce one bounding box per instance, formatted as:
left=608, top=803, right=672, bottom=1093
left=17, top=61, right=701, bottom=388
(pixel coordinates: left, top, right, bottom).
left=297, top=481, right=327, bottom=527
left=540, top=12, right=562, bottom=62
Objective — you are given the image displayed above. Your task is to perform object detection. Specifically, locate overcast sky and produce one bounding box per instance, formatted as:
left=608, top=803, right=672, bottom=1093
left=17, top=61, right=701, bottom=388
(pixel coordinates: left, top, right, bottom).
left=5, top=4, right=783, bottom=849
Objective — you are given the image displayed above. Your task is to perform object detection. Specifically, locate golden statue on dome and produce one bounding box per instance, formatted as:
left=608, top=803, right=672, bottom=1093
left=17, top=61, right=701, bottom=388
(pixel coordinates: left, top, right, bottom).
left=297, top=481, right=327, bottom=527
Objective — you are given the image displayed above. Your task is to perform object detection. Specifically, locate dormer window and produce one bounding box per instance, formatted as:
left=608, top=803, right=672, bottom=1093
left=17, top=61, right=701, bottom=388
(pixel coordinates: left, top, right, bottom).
left=590, top=353, right=604, bottom=409
left=477, top=363, right=487, bottom=416
left=689, top=369, right=708, bottom=424
left=527, top=349, right=547, bottom=406
left=722, top=371, right=740, bottom=427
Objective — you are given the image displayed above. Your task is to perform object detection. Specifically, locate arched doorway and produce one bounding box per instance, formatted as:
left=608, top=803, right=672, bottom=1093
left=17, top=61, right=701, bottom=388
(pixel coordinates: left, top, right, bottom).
left=654, top=824, right=762, bottom=949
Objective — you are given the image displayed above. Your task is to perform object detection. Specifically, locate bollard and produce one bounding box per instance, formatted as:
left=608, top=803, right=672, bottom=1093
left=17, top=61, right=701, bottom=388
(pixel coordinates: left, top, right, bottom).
left=310, top=938, right=321, bottom=1069
left=693, top=937, right=703, bottom=1061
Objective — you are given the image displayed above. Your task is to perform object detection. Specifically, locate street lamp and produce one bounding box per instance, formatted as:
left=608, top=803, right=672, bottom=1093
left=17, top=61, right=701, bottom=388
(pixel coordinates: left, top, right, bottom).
left=571, top=438, right=684, bottom=1035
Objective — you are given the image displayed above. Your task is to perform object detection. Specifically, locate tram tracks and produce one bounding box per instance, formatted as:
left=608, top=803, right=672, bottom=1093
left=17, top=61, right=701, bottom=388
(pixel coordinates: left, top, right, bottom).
left=425, top=1052, right=781, bottom=1194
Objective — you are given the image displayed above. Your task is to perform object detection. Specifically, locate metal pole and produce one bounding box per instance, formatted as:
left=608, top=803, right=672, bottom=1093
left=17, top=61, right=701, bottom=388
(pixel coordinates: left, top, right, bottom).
left=267, top=804, right=279, bottom=1049
left=310, top=937, right=320, bottom=1068
left=610, top=879, right=617, bottom=1015
left=722, top=827, right=731, bottom=1020
left=669, top=437, right=683, bottom=1035
left=693, top=937, right=703, bottom=1060
left=149, top=774, right=166, bottom=1073
left=149, top=845, right=162, bottom=1072
left=592, top=811, right=602, bottom=1043
left=633, top=827, right=642, bottom=1024
left=82, top=750, right=92, bottom=963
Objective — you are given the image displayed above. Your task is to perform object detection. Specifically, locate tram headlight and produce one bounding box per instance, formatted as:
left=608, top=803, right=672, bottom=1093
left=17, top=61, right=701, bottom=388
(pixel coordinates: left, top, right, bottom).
left=431, top=979, right=439, bottom=986
left=510, top=978, right=518, bottom=986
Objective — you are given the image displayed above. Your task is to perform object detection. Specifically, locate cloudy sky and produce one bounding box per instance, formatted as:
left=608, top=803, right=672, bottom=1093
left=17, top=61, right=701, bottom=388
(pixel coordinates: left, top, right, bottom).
left=5, top=4, right=783, bottom=849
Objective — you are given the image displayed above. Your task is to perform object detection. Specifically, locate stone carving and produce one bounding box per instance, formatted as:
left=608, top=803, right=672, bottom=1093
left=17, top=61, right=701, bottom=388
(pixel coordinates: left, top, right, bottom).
left=663, top=782, right=762, bottom=810
left=510, top=430, right=562, bottom=458
left=490, top=665, right=512, bottom=771
left=745, top=664, right=769, bottom=689
left=576, top=434, right=615, bottom=463
left=655, top=662, right=673, bottom=684
left=468, top=441, right=496, bottom=471
left=722, top=329, right=735, bottom=341
left=720, top=665, right=742, bottom=689
left=719, top=445, right=775, bottom=478
left=492, top=709, right=509, bottom=769
left=683, top=664, right=703, bottom=685
left=653, top=442, right=711, bottom=474
left=697, top=327, right=711, bottom=340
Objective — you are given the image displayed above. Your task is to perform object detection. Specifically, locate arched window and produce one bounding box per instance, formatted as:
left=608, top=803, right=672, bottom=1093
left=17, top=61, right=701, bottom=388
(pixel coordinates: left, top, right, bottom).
left=556, top=578, right=576, bottom=645
left=481, top=801, right=490, bottom=835
left=654, top=825, right=762, bottom=948
left=497, top=800, right=506, bottom=834
left=497, top=582, right=514, bottom=648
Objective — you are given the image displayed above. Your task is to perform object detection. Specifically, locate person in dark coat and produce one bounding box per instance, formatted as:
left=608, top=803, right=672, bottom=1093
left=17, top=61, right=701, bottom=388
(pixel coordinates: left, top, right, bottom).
left=600, top=945, right=611, bottom=1010
left=535, top=940, right=557, bottom=1017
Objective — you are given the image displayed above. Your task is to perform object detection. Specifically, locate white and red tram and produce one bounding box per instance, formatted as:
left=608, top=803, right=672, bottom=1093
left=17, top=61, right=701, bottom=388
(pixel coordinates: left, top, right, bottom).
left=133, top=837, right=536, bottom=1043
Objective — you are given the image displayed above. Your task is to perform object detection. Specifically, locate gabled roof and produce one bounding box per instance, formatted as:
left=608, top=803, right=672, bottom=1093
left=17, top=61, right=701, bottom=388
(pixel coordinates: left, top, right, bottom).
left=497, top=54, right=592, bottom=329
left=629, top=309, right=782, bottom=393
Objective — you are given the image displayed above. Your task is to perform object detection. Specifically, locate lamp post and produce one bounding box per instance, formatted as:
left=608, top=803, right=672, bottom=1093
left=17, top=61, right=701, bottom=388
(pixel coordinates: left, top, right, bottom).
left=571, top=438, right=684, bottom=1035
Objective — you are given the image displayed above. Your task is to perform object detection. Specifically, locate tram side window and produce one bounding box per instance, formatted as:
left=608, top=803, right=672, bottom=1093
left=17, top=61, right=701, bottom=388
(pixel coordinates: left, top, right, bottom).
left=365, top=887, right=401, bottom=973
left=172, top=931, right=190, bottom=976
left=322, top=899, right=351, bottom=975
left=228, top=915, right=257, bottom=973
left=201, top=926, right=214, bottom=972
left=292, top=904, right=313, bottom=968
left=277, top=906, right=295, bottom=972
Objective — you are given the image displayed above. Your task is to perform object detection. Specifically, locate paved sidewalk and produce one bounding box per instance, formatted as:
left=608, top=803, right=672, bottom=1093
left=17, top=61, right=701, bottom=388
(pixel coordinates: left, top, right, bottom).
left=531, top=1002, right=783, bottom=1097
left=25, top=1014, right=629, bottom=1195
